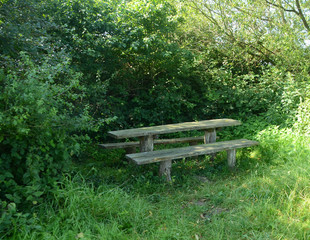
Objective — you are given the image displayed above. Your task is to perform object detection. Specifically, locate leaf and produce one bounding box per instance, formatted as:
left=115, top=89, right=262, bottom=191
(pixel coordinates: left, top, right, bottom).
left=33, top=191, right=44, bottom=197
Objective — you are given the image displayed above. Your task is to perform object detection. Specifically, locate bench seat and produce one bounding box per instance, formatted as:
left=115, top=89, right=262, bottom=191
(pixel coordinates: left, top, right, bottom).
left=126, top=139, right=258, bottom=164
left=126, top=139, right=259, bottom=181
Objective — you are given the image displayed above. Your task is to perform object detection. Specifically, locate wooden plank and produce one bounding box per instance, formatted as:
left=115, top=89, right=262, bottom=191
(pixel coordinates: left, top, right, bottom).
left=109, top=119, right=241, bottom=139
left=98, top=142, right=139, bottom=149
left=98, top=136, right=206, bottom=149
left=126, top=139, right=258, bottom=165
left=157, top=136, right=206, bottom=144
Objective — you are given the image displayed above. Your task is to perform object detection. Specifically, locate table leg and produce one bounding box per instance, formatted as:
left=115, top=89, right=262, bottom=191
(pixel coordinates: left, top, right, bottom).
left=159, top=160, right=172, bottom=182
left=204, top=128, right=216, bottom=144
left=227, top=149, right=236, bottom=170
left=139, top=135, right=154, bottom=152
left=204, top=128, right=216, bottom=160
left=139, top=135, right=171, bottom=181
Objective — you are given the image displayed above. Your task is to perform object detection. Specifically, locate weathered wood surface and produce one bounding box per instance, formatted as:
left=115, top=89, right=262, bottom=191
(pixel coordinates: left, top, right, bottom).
left=204, top=129, right=216, bottom=144
left=126, top=139, right=258, bottom=165
left=140, top=135, right=154, bottom=152
left=98, top=136, right=206, bottom=149
left=159, top=160, right=172, bottom=181
left=204, top=128, right=217, bottom=160
left=227, top=149, right=236, bottom=169
left=109, top=119, right=241, bottom=139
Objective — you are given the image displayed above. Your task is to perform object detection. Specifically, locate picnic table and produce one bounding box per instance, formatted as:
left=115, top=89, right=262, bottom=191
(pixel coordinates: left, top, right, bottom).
left=108, top=118, right=241, bottom=152
left=104, top=118, right=259, bottom=181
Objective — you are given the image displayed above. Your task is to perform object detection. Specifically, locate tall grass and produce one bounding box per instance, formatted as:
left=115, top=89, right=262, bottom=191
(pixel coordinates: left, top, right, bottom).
left=5, top=122, right=310, bottom=240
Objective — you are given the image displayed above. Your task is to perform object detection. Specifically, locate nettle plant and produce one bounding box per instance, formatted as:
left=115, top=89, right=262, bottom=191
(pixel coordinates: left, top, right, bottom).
left=0, top=52, right=94, bottom=211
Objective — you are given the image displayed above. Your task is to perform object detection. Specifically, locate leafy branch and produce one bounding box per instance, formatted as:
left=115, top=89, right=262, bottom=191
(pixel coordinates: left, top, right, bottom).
left=266, top=0, right=310, bottom=32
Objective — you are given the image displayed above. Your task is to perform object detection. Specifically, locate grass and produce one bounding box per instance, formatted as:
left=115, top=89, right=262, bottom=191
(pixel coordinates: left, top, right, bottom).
left=6, top=124, right=310, bottom=239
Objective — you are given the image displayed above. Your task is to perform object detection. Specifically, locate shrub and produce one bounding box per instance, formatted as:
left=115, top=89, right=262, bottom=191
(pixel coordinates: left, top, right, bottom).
left=0, top=52, right=95, bottom=234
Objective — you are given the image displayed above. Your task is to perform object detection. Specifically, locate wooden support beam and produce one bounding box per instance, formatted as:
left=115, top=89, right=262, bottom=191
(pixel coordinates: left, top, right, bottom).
left=159, top=160, right=172, bottom=181
left=139, top=135, right=154, bottom=152
left=204, top=128, right=217, bottom=160
left=227, top=149, right=236, bottom=169
left=204, top=128, right=216, bottom=143
left=98, top=136, right=206, bottom=149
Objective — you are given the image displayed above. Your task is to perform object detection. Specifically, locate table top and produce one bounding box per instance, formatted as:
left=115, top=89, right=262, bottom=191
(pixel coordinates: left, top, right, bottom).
left=108, top=119, right=241, bottom=139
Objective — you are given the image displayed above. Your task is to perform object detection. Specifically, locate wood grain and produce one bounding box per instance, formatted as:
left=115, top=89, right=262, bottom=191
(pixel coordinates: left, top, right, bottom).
left=126, top=139, right=258, bottom=165
left=109, top=119, right=241, bottom=139
left=140, top=135, right=153, bottom=152
left=227, top=149, right=236, bottom=169
left=159, top=160, right=172, bottom=181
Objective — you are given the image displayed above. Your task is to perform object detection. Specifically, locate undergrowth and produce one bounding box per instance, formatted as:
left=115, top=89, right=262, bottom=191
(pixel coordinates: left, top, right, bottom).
left=3, top=119, right=310, bottom=239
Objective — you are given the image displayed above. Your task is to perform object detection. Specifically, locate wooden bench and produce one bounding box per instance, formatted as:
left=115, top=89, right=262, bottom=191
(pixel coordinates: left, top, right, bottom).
left=98, top=136, right=208, bottom=153
left=126, top=139, right=259, bottom=181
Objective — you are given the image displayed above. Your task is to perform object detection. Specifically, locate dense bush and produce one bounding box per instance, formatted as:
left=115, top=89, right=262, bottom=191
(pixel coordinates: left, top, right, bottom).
left=47, top=0, right=198, bottom=128
left=0, top=52, right=97, bottom=233
left=0, top=1, right=191, bottom=231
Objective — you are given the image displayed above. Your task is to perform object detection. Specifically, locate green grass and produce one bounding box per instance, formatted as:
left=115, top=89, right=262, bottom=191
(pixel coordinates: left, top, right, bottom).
left=6, top=126, right=310, bottom=240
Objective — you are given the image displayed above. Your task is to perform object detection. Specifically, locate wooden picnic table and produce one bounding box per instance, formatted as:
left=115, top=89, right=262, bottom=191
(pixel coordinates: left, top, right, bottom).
left=108, top=118, right=241, bottom=152
left=108, top=119, right=241, bottom=178
left=106, top=119, right=258, bottom=181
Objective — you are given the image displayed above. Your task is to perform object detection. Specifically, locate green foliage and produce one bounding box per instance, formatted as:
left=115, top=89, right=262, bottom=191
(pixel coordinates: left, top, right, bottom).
left=0, top=51, right=96, bottom=235
left=175, top=0, right=310, bottom=123
left=293, top=98, right=310, bottom=135
left=100, top=0, right=196, bottom=126
left=38, top=0, right=199, bottom=129
left=1, top=0, right=310, bottom=237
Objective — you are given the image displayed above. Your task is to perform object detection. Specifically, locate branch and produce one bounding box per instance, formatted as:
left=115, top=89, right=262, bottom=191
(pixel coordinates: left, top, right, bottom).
left=189, top=0, right=224, bottom=32
left=283, top=0, right=297, bottom=10
left=265, top=0, right=298, bottom=14
left=277, top=0, right=287, bottom=24
left=295, top=0, right=310, bottom=32
left=266, top=0, right=310, bottom=33
left=189, top=0, right=277, bottom=64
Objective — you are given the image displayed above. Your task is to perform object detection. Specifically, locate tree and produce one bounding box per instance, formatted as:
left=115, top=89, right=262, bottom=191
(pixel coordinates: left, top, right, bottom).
left=186, top=0, right=310, bottom=71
